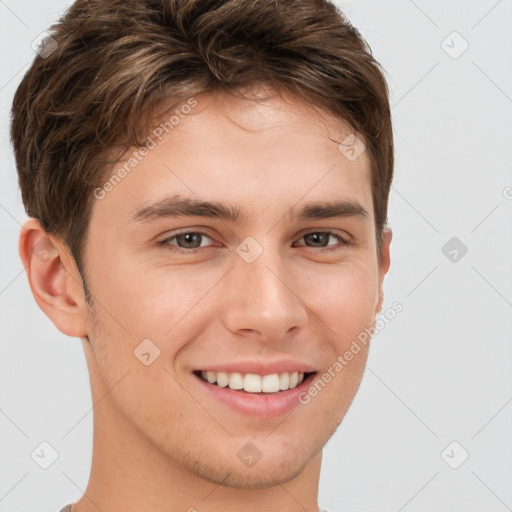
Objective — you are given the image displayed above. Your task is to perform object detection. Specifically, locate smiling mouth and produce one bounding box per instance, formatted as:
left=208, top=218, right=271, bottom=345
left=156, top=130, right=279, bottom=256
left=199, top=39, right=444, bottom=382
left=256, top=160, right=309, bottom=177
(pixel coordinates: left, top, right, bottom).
left=193, top=370, right=316, bottom=394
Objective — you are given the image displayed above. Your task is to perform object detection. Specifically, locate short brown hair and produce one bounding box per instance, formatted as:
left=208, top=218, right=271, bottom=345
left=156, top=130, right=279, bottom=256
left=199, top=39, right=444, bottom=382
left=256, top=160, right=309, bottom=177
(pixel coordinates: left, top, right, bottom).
left=11, top=0, right=393, bottom=290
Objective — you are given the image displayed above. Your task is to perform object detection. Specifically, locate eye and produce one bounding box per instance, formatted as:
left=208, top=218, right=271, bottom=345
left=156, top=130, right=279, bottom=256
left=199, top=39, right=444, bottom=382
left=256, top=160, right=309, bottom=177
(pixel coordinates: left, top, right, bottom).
left=159, top=231, right=216, bottom=252
left=158, top=229, right=352, bottom=255
left=295, top=230, right=352, bottom=251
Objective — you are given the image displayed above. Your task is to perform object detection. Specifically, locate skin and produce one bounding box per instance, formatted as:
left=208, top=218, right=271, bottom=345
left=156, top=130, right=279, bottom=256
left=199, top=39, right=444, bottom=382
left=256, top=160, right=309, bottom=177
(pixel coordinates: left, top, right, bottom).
left=19, top=86, right=391, bottom=512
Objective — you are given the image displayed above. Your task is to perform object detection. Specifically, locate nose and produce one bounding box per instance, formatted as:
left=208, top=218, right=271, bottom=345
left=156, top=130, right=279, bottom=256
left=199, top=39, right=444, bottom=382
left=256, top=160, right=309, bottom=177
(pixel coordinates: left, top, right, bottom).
left=220, top=243, right=308, bottom=343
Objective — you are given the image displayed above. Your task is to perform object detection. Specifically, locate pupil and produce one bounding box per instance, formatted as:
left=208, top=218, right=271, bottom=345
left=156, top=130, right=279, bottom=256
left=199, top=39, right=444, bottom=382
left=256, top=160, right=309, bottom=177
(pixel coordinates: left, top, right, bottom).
left=179, top=233, right=200, bottom=248
left=307, top=232, right=327, bottom=247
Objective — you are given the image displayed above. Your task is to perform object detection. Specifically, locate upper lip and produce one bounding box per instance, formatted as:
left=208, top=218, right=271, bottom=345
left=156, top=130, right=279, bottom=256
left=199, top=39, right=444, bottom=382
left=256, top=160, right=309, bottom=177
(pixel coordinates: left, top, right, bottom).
left=195, top=360, right=317, bottom=376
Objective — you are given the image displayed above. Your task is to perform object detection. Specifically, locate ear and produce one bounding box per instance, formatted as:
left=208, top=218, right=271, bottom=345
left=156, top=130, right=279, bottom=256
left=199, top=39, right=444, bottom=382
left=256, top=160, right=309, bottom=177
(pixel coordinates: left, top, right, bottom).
left=18, top=218, right=88, bottom=338
left=375, top=227, right=392, bottom=314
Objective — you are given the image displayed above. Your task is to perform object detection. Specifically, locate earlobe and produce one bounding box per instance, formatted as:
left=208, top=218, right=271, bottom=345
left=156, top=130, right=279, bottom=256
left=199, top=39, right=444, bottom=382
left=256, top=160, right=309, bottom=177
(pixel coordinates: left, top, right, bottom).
left=18, top=218, right=88, bottom=338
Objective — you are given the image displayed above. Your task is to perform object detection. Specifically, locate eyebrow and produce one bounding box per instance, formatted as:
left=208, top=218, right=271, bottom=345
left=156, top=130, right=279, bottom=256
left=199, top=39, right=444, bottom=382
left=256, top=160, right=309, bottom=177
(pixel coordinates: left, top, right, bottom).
left=129, top=195, right=369, bottom=224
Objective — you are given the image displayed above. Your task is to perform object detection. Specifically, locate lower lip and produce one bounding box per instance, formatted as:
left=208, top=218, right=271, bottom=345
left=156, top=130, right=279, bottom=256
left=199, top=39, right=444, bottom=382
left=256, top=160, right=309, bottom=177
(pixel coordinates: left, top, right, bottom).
left=193, top=373, right=316, bottom=418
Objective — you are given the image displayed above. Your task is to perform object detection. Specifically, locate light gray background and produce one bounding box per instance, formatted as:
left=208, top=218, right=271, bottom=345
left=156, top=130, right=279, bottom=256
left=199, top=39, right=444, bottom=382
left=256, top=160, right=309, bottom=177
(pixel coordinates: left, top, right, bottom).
left=1, top=1, right=511, bottom=511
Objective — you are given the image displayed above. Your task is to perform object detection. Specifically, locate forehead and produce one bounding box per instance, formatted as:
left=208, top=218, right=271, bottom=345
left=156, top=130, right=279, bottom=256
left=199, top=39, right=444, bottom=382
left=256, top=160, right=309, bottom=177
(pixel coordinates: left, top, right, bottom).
left=93, top=88, right=374, bottom=226
left=184, top=87, right=359, bottom=144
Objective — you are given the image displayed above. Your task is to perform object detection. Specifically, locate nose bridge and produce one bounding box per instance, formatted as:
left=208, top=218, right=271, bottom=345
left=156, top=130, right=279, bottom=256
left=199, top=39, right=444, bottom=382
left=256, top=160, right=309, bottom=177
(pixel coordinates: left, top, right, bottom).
left=221, top=238, right=307, bottom=339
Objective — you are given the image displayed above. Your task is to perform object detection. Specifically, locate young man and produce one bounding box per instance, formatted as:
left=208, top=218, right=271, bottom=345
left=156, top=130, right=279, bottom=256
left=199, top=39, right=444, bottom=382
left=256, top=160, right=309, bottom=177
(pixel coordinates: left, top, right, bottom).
left=11, top=1, right=393, bottom=511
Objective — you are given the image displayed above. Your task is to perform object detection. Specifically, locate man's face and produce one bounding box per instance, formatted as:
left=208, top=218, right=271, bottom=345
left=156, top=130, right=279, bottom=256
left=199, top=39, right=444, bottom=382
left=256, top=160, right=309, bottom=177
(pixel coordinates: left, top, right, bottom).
left=81, top=88, right=391, bottom=488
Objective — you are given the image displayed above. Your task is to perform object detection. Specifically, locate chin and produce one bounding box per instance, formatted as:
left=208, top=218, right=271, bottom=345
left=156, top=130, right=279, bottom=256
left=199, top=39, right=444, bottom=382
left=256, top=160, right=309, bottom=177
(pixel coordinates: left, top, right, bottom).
left=178, top=438, right=321, bottom=490
left=222, top=471, right=299, bottom=490
left=199, top=458, right=309, bottom=490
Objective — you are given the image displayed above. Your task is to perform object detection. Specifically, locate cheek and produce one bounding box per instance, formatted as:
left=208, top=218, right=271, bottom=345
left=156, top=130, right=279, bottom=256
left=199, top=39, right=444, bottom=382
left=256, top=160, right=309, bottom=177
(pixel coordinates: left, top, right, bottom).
left=89, top=253, right=208, bottom=338
left=85, top=263, right=220, bottom=403
left=86, top=298, right=191, bottom=423
left=301, top=261, right=379, bottom=338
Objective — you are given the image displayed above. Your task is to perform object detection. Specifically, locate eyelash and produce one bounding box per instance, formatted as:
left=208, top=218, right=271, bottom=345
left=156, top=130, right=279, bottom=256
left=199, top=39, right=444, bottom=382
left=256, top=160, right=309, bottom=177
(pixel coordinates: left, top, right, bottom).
left=158, top=230, right=353, bottom=254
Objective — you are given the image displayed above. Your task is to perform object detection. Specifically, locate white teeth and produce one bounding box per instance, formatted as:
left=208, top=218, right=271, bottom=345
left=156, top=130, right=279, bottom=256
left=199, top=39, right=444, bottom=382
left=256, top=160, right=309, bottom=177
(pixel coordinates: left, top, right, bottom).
left=198, top=370, right=307, bottom=393
left=228, top=372, right=244, bottom=390
left=262, top=373, right=280, bottom=393
left=216, top=371, right=229, bottom=388
left=244, top=374, right=261, bottom=393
